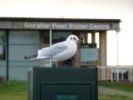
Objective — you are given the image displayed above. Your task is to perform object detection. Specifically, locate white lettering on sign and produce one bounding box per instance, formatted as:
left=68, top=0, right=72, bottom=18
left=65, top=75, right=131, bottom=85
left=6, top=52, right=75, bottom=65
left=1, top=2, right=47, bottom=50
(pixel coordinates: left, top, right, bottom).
left=36, top=23, right=50, bottom=29
left=68, top=24, right=88, bottom=29
left=89, top=24, right=110, bottom=30
left=52, top=23, right=68, bottom=29
left=23, top=22, right=111, bottom=30
left=24, top=22, right=50, bottom=29
left=24, top=22, right=36, bottom=28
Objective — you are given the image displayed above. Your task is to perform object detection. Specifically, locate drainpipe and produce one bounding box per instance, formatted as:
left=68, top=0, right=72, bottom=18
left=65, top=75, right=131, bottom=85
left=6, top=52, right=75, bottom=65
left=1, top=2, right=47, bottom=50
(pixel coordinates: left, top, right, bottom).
left=6, top=31, right=9, bottom=81
left=116, top=30, right=119, bottom=82
left=49, top=25, right=52, bottom=67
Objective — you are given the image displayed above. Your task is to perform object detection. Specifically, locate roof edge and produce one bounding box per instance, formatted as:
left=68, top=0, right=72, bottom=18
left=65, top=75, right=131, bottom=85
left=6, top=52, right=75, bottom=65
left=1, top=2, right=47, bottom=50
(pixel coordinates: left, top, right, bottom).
left=0, top=17, right=121, bottom=23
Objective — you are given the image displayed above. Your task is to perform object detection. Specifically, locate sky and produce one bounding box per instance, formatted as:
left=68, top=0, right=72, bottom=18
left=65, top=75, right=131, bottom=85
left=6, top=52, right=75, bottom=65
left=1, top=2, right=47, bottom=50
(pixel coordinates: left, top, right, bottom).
left=0, top=0, right=133, bottom=66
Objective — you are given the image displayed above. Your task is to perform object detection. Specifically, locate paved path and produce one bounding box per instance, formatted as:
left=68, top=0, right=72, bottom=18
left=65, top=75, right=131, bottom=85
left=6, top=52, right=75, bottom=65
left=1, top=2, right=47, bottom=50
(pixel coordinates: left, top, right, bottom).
left=98, top=86, right=133, bottom=97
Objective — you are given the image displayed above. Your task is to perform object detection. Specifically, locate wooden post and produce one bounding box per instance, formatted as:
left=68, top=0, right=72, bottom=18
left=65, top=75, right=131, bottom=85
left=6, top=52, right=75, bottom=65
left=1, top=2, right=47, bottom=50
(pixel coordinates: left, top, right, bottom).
left=91, top=32, right=95, bottom=43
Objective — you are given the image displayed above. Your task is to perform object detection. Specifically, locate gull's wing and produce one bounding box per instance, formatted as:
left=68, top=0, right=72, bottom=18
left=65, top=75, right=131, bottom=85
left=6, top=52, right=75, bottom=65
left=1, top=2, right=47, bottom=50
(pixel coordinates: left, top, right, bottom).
left=37, top=42, right=68, bottom=58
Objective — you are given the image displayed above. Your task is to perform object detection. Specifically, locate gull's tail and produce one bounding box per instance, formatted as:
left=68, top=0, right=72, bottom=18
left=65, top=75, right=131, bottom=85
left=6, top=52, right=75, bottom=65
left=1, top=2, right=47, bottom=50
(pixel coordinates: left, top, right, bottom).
left=24, top=54, right=49, bottom=60
left=24, top=54, right=37, bottom=59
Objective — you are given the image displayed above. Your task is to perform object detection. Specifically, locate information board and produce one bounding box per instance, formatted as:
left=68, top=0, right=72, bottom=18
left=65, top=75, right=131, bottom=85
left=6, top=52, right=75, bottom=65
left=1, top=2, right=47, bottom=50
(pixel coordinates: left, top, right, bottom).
left=80, top=44, right=98, bottom=64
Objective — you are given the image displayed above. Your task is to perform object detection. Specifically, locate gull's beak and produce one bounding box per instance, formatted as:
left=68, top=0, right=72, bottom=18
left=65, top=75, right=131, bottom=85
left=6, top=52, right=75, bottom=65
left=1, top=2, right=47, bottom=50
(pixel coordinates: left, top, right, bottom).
left=77, top=38, right=82, bottom=43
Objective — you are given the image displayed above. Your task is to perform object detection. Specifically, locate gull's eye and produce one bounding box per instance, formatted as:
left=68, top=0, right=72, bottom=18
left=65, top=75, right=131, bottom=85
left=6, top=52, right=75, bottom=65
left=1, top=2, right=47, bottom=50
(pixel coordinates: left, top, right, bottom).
left=73, top=37, right=76, bottom=40
left=70, top=36, right=77, bottom=41
left=70, top=37, right=73, bottom=40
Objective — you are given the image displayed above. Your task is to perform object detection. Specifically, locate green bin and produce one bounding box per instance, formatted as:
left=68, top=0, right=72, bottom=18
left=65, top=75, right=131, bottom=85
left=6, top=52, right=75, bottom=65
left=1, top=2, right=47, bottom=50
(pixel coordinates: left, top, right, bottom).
left=28, top=67, right=97, bottom=100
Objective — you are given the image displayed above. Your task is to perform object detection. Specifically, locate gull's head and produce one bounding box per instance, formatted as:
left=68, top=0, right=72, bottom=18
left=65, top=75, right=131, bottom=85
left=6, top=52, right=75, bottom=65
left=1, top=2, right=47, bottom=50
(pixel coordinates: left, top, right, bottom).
left=66, top=35, right=79, bottom=43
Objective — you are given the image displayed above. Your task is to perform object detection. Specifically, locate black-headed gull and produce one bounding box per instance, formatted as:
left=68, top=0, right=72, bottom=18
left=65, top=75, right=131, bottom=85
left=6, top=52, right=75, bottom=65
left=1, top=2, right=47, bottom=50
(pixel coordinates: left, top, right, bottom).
left=25, top=35, right=79, bottom=62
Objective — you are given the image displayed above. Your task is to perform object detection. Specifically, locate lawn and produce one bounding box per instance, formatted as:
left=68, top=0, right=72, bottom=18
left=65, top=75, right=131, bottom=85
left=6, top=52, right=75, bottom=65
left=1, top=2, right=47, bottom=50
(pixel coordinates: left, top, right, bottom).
left=99, top=94, right=133, bottom=100
left=98, top=81, right=133, bottom=93
left=0, top=81, right=27, bottom=100
left=0, top=81, right=133, bottom=100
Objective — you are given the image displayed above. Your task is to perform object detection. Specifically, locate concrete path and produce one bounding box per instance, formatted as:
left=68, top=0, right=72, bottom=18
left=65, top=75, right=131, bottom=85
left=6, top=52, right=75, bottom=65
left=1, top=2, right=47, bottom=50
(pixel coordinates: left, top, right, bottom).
left=98, top=86, right=133, bottom=97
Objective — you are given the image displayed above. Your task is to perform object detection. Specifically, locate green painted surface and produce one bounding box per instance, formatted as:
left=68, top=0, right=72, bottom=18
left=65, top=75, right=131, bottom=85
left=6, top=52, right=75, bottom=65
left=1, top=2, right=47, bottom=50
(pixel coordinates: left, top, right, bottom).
left=28, top=67, right=98, bottom=100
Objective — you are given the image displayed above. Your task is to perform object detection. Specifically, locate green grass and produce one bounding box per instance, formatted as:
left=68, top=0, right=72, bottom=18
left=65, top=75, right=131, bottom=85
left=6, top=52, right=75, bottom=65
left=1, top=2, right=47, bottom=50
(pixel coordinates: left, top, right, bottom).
left=99, top=94, right=133, bottom=100
left=0, top=81, right=133, bottom=100
left=0, top=81, right=27, bottom=100
left=98, top=81, right=133, bottom=93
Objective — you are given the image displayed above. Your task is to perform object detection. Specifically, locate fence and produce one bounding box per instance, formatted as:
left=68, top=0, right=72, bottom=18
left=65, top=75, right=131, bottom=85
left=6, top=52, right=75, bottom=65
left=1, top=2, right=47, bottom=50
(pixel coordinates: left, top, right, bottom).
left=98, top=66, right=133, bottom=82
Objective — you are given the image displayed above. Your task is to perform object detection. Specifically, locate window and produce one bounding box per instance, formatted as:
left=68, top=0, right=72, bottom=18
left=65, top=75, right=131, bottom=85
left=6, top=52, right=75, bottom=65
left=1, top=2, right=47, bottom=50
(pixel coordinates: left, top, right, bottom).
left=52, top=31, right=71, bottom=43
left=42, top=31, right=72, bottom=46
left=9, top=31, right=40, bottom=61
left=0, top=31, right=6, bottom=60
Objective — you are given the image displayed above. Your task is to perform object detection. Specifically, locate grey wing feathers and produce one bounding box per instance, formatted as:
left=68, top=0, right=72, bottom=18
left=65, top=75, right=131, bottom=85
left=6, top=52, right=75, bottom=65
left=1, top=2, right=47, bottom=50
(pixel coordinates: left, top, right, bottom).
left=48, top=43, right=68, bottom=56
left=38, top=42, right=68, bottom=58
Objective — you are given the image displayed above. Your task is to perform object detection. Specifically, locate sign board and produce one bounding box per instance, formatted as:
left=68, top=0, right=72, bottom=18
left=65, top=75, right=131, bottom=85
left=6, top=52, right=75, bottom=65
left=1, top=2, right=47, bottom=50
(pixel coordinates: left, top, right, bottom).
left=80, top=44, right=98, bottom=65
left=0, top=21, right=120, bottom=31
left=80, top=48, right=98, bottom=64
left=23, top=22, right=111, bottom=30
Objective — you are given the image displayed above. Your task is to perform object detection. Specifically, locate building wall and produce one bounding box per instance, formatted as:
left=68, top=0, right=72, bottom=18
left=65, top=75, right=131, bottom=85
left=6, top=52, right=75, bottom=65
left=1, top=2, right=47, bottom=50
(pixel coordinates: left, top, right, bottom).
left=0, top=18, right=120, bottom=81
left=0, top=31, right=7, bottom=79
left=0, top=30, right=40, bottom=80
